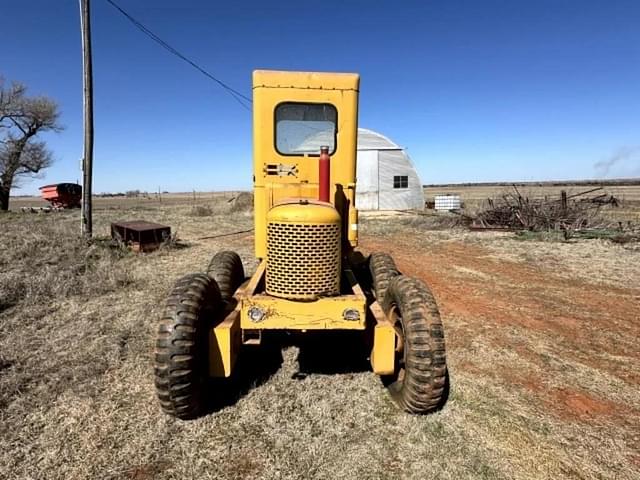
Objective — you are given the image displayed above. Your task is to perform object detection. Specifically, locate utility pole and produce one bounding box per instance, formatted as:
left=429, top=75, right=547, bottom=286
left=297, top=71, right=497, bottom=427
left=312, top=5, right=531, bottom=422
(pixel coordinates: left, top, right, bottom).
left=80, top=0, right=94, bottom=237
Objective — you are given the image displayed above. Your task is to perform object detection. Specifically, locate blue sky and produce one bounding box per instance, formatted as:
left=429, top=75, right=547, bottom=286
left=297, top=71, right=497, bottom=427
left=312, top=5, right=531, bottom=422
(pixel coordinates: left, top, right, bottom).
left=2, top=0, right=639, bottom=194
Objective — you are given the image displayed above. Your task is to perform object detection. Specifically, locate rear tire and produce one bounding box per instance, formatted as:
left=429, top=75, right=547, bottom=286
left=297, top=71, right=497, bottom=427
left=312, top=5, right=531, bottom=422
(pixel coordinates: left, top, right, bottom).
left=154, top=273, right=222, bottom=419
left=369, top=252, right=399, bottom=302
left=206, top=251, right=244, bottom=303
left=381, top=275, right=447, bottom=413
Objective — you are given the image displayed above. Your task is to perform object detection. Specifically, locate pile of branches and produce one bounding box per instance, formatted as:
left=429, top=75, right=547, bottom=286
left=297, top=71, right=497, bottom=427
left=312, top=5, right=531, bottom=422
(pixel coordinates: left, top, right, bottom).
left=473, top=186, right=619, bottom=232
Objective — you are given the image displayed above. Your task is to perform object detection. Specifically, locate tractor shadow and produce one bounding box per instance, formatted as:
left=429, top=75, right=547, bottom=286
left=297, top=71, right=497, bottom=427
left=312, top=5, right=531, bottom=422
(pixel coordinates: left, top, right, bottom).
left=201, top=310, right=453, bottom=412
left=202, top=333, right=451, bottom=413
left=292, top=331, right=371, bottom=378
left=294, top=333, right=451, bottom=413
left=202, top=331, right=373, bottom=413
left=203, top=332, right=284, bottom=414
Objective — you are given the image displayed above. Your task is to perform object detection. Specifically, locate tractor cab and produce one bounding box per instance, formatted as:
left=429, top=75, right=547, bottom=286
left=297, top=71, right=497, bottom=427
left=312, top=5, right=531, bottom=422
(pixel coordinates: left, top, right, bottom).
left=252, top=70, right=360, bottom=258
left=251, top=70, right=361, bottom=307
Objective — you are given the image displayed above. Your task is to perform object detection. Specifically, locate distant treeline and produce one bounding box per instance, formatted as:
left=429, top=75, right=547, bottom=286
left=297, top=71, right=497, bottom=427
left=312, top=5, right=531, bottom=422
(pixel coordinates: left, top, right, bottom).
left=96, top=190, right=168, bottom=198
left=423, top=178, right=640, bottom=188
left=96, top=191, right=138, bottom=198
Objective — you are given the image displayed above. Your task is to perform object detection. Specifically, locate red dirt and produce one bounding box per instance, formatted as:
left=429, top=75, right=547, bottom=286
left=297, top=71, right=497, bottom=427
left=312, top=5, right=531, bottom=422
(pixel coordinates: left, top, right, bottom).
left=125, top=461, right=168, bottom=479
left=361, top=235, right=640, bottom=422
left=495, top=366, right=629, bottom=420
left=551, top=388, right=619, bottom=418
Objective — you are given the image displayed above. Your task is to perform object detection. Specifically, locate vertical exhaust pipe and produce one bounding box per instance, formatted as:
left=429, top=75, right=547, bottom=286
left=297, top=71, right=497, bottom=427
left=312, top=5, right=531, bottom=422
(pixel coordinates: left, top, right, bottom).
left=319, top=145, right=330, bottom=203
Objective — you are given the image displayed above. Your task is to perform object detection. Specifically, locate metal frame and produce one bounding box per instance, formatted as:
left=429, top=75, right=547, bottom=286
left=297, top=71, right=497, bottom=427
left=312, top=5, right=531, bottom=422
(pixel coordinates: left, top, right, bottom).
left=238, top=260, right=366, bottom=330
left=208, top=259, right=398, bottom=378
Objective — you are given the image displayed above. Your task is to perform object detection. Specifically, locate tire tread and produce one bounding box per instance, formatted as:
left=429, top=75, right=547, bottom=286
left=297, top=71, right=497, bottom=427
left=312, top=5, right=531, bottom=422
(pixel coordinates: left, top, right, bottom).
left=206, top=251, right=244, bottom=302
left=154, top=273, right=221, bottom=419
left=369, top=252, right=400, bottom=302
left=382, top=275, right=447, bottom=414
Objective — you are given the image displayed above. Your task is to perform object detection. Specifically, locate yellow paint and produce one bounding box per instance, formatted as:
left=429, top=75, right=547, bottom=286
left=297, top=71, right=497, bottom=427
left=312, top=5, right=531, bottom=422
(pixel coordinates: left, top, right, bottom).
left=240, top=294, right=366, bottom=330
left=345, top=183, right=358, bottom=246
left=253, top=70, right=360, bottom=258
left=370, top=323, right=396, bottom=375
left=369, top=300, right=396, bottom=375
left=209, top=311, right=241, bottom=377
left=267, top=200, right=342, bottom=224
left=253, top=70, right=361, bottom=91
left=238, top=259, right=265, bottom=297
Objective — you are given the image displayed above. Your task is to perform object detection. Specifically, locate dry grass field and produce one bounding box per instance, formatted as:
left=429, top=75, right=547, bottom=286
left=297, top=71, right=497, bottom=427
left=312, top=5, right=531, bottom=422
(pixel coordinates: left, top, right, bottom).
left=1, top=191, right=639, bottom=479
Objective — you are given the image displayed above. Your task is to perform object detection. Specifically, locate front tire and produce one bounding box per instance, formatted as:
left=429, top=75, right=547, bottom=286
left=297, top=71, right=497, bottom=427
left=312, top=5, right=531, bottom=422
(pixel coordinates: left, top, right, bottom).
left=206, top=251, right=244, bottom=303
left=154, top=273, right=222, bottom=419
left=381, top=275, right=447, bottom=413
left=369, top=252, right=399, bottom=303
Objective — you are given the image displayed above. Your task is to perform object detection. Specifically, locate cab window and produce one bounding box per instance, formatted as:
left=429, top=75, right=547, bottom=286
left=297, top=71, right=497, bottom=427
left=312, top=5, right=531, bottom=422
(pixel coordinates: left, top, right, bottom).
left=275, top=103, right=337, bottom=155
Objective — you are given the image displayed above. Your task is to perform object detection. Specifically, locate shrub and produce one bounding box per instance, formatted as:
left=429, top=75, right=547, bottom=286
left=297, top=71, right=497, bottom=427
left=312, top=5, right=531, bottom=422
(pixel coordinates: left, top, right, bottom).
left=189, top=205, right=213, bottom=217
left=0, top=215, right=134, bottom=312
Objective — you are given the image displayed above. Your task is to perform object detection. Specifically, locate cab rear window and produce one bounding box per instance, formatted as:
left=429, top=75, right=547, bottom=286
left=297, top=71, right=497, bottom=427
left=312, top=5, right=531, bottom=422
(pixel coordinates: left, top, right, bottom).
left=275, top=103, right=337, bottom=156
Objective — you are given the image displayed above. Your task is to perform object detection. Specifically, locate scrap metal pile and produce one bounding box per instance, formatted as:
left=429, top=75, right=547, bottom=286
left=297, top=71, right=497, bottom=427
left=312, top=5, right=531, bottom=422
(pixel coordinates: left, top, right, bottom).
left=472, top=186, right=619, bottom=231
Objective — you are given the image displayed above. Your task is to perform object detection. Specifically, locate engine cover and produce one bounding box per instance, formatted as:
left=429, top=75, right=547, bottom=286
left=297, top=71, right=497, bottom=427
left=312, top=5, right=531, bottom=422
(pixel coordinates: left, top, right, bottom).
left=266, top=200, right=341, bottom=300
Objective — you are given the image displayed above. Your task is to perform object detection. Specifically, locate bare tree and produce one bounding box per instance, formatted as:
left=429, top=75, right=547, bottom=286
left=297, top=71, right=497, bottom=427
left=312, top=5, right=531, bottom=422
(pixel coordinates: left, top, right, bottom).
left=0, top=78, right=62, bottom=211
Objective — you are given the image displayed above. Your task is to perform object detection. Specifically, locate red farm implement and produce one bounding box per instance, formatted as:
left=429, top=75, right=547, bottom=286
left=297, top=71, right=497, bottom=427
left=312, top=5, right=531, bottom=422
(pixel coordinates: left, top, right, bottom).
left=39, top=183, right=82, bottom=209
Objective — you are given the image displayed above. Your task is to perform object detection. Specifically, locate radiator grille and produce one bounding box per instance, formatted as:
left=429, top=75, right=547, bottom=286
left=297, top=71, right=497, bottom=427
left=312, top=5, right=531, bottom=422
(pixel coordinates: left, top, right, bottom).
left=266, top=222, right=341, bottom=299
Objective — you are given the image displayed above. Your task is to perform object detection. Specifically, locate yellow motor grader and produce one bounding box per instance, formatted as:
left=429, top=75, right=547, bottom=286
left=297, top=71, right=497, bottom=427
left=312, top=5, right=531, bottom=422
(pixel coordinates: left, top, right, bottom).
left=154, top=70, right=447, bottom=418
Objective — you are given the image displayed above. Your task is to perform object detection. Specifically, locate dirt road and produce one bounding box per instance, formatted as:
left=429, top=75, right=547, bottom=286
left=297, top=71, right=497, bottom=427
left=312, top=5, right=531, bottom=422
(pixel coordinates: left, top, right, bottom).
left=365, top=233, right=640, bottom=417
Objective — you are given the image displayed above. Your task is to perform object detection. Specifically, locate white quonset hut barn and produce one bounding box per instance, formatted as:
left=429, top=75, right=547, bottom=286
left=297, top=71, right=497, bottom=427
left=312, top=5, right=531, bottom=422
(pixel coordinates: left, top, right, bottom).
left=355, top=128, right=424, bottom=210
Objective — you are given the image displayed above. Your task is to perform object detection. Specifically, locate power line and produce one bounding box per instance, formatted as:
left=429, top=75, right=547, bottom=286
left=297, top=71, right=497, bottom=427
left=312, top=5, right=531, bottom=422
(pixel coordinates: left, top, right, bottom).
left=104, top=0, right=252, bottom=111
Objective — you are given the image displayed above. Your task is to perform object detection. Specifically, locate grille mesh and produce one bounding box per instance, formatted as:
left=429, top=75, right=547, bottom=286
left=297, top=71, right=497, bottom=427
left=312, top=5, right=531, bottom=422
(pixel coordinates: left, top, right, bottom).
left=266, top=222, right=341, bottom=299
